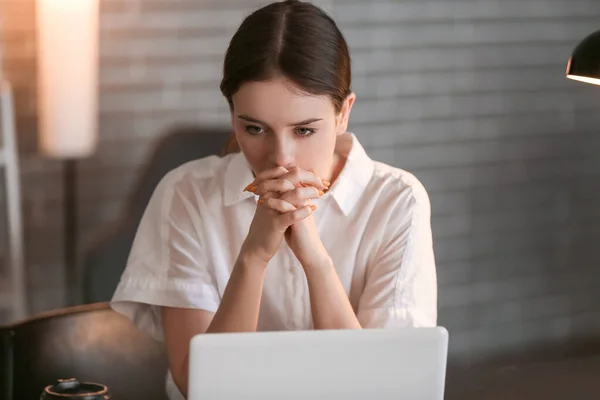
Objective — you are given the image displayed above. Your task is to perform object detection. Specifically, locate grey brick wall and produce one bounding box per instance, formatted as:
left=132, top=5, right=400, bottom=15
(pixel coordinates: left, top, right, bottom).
left=1, top=0, right=599, bottom=364
left=336, top=0, right=600, bottom=364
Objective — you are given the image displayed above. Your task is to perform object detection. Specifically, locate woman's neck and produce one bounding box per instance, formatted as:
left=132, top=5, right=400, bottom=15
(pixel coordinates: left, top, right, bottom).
left=327, top=133, right=353, bottom=185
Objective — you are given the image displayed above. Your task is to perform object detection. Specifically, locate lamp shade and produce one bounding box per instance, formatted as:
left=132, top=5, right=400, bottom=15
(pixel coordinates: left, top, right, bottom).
left=566, top=29, right=600, bottom=86
left=36, top=0, right=99, bottom=158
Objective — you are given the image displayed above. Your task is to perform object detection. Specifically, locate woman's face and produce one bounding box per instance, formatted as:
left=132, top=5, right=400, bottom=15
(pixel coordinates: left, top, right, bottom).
left=231, top=77, right=355, bottom=181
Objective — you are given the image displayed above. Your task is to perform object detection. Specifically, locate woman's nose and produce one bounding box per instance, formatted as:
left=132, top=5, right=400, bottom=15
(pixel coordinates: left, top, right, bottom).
left=268, top=137, right=295, bottom=168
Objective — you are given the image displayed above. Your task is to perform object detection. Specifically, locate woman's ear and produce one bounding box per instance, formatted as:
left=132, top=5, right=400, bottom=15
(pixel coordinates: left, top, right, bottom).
left=336, top=92, right=356, bottom=135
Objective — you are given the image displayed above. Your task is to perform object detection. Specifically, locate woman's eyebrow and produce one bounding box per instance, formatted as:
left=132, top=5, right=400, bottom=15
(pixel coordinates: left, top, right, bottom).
left=237, top=115, right=322, bottom=127
left=237, top=115, right=267, bottom=125
left=287, top=118, right=323, bottom=126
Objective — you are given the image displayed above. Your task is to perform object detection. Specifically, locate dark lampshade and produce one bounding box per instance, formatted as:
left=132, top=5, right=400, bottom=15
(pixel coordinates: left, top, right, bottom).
left=566, top=29, right=600, bottom=86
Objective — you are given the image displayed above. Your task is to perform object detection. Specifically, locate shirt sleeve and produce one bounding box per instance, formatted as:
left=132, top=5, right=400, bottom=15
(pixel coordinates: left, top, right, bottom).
left=356, top=178, right=437, bottom=328
left=110, top=169, right=220, bottom=342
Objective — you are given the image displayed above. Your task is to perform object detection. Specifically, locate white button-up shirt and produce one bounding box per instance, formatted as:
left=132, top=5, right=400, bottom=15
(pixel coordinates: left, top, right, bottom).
left=111, top=133, right=437, bottom=400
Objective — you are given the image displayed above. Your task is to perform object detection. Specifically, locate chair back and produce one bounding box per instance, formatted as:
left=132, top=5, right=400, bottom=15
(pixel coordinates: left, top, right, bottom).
left=82, top=125, right=231, bottom=303
left=0, top=324, right=12, bottom=400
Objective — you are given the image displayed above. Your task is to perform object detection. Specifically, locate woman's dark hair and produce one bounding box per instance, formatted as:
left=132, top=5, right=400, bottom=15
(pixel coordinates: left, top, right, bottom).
left=220, top=0, right=352, bottom=113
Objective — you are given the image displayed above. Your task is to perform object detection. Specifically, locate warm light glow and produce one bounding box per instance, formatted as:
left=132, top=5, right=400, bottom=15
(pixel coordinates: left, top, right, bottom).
left=566, top=74, right=600, bottom=86
left=36, top=0, right=99, bottom=158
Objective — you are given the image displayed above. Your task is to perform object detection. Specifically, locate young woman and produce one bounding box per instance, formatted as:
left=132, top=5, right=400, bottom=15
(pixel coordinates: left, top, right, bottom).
left=111, top=1, right=437, bottom=399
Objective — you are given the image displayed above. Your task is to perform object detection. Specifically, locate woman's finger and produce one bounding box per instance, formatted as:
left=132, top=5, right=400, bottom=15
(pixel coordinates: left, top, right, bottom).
left=280, top=186, right=324, bottom=208
left=244, top=166, right=289, bottom=191
left=246, top=167, right=329, bottom=192
left=279, top=205, right=316, bottom=227
left=254, top=178, right=296, bottom=195
left=258, top=197, right=297, bottom=213
left=258, top=191, right=279, bottom=200
left=281, top=168, right=329, bottom=190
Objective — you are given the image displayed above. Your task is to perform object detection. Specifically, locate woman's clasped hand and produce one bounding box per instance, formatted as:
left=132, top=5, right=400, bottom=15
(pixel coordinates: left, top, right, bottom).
left=240, top=166, right=333, bottom=269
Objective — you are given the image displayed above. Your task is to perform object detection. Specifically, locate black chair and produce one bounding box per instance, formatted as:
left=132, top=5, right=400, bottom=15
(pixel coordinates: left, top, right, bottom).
left=1, top=302, right=168, bottom=400
left=0, top=323, right=12, bottom=400
left=82, top=125, right=231, bottom=304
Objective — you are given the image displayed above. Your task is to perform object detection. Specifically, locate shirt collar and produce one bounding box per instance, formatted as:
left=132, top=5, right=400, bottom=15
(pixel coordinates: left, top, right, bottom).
left=327, top=133, right=375, bottom=216
left=222, top=133, right=375, bottom=215
left=223, top=152, right=256, bottom=207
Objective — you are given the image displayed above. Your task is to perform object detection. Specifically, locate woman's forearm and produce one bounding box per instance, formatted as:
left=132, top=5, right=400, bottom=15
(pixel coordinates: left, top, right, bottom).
left=304, top=259, right=362, bottom=330
left=206, top=253, right=267, bottom=333
left=169, top=254, right=266, bottom=397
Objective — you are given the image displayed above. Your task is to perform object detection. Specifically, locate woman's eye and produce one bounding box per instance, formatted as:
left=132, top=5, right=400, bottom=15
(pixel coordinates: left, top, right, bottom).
left=245, top=125, right=264, bottom=135
left=296, top=127, right=315, bottom=137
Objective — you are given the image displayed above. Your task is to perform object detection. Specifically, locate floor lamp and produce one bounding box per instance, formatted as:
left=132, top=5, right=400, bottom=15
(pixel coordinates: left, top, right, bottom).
left=0, top=81, right=27, bottom=320
left=36, top=0, right=99, bottom=306
left=566, top=29, right=600, bottom=86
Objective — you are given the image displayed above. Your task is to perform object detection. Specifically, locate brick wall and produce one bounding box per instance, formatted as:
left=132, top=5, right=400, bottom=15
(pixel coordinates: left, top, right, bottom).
left=1, top=0, right=599, bottom=364
left=332, top=0, right=600, bottom=364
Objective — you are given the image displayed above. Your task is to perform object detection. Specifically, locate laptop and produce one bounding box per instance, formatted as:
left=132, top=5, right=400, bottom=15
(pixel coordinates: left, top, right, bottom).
left=188, top=327, right=449, bottom=399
